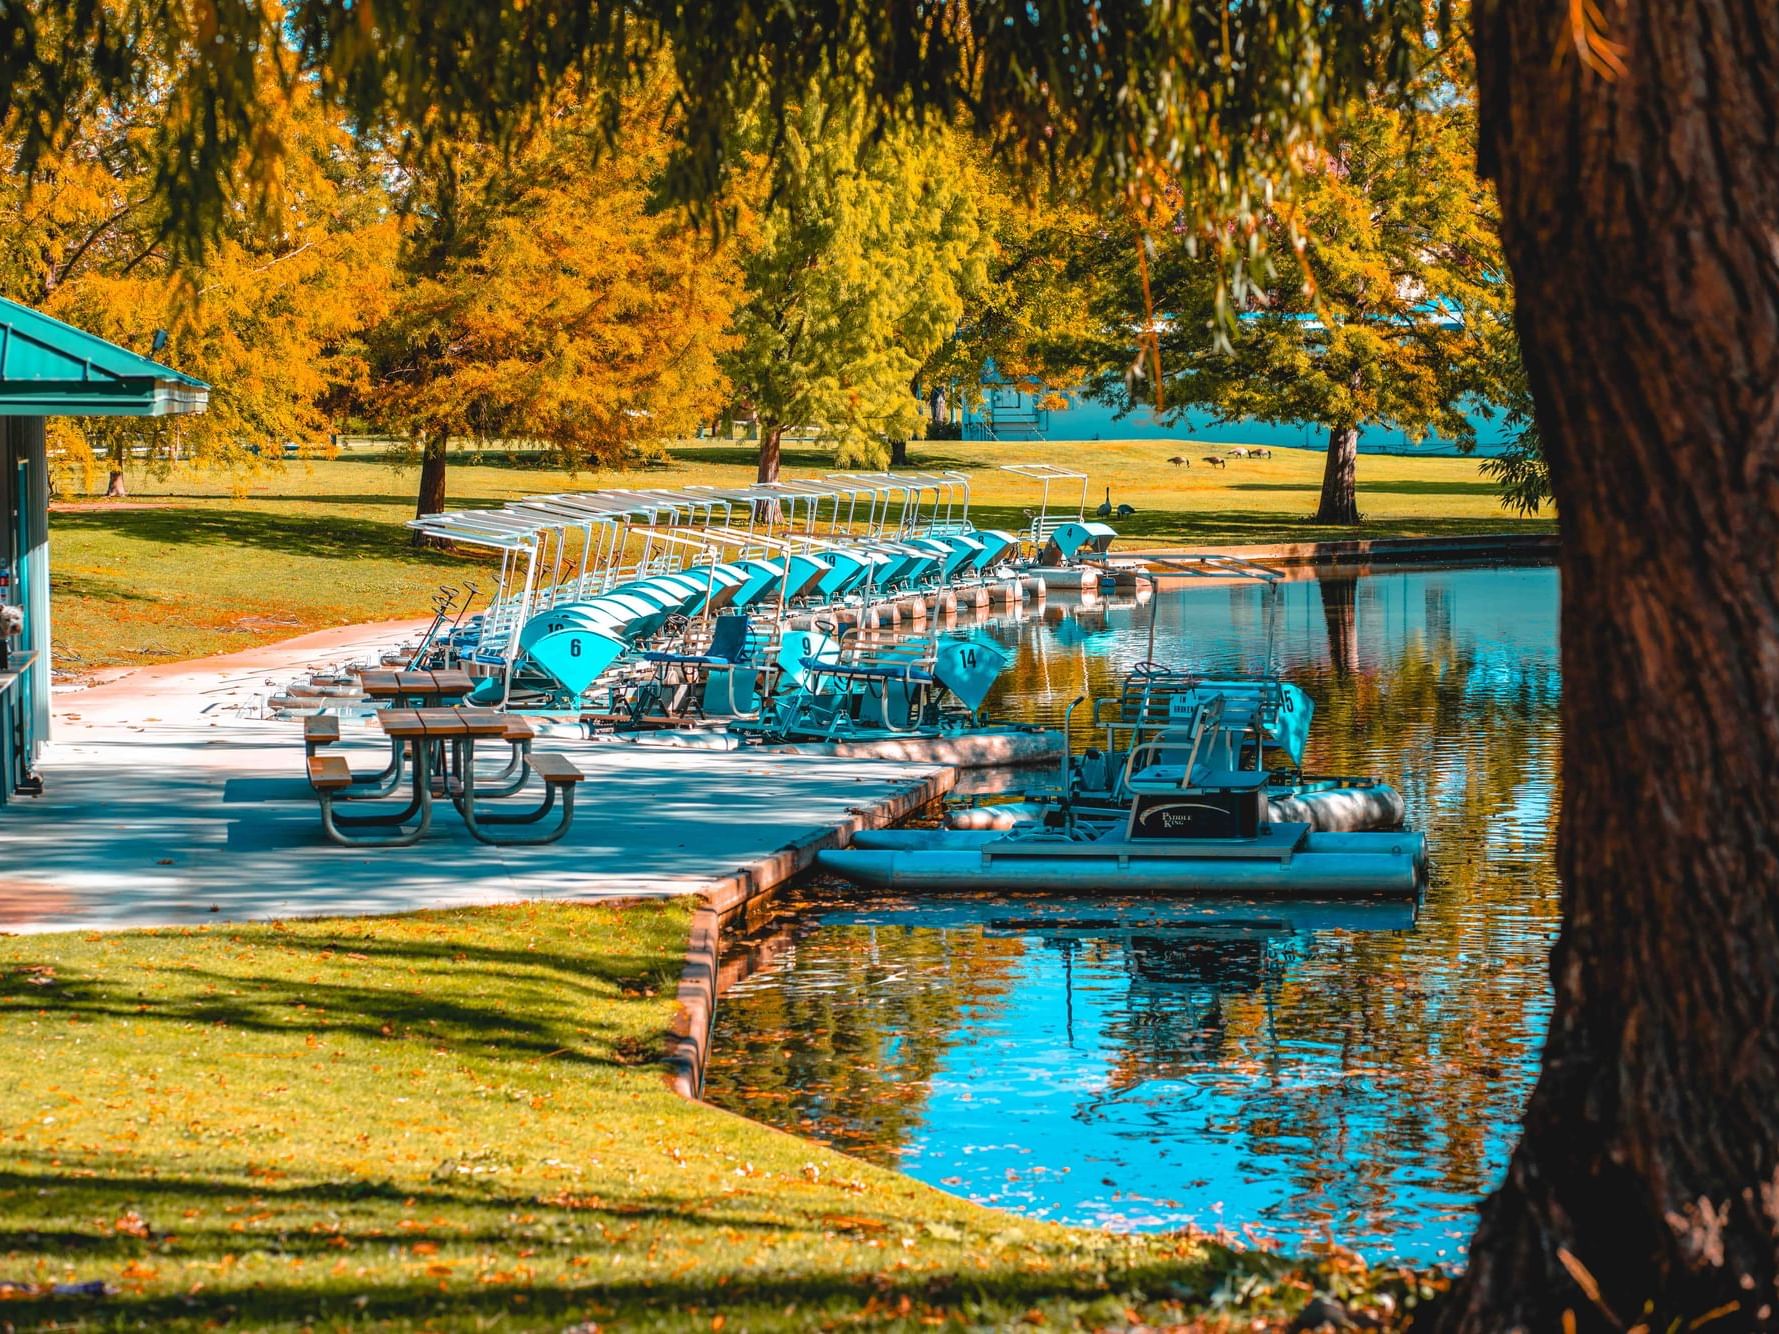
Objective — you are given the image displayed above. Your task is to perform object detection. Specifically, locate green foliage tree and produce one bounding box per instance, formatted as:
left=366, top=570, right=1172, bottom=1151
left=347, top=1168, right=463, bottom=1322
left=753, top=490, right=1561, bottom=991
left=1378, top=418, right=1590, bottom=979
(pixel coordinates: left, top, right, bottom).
left=367, top=85, right=739, bottom=521
left=722, top=100, right=984, bottom=482
left=1092, top=94, right=1514, bottom=525
left=1478, top=358, right=1551, bottom=515
left=913, top=157, right=1106, bottom=450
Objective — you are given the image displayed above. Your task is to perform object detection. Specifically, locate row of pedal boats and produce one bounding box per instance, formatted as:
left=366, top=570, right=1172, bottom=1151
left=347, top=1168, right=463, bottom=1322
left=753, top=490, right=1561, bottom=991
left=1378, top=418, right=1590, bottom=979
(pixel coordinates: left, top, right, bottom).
left=453, top=529, right=1030, bottom=704
left=817, top=670, right=1428, bottom=900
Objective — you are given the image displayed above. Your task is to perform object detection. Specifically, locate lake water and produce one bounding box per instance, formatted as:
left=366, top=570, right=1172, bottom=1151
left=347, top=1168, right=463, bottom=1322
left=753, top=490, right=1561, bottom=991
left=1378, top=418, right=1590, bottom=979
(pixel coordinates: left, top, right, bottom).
left=704, top=564, right=1561, bottom=1263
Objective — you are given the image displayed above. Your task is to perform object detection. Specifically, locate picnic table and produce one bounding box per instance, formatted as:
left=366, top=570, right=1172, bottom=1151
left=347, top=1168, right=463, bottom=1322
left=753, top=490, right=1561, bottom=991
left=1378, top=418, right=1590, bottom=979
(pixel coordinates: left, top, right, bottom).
left=355, top=669, right=476, bottom=707
left=306, top=707, right=581, bottom=847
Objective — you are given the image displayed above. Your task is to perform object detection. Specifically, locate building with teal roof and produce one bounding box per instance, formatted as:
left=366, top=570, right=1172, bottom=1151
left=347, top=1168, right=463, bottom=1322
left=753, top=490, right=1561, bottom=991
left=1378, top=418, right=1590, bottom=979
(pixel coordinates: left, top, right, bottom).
left=0, top=298, right=208, bottom=804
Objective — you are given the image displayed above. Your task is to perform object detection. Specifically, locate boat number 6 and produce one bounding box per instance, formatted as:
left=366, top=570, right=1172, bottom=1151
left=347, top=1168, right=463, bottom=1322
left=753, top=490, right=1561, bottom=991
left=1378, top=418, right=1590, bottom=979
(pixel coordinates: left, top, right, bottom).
left=569, top=638, right=583, bottom=658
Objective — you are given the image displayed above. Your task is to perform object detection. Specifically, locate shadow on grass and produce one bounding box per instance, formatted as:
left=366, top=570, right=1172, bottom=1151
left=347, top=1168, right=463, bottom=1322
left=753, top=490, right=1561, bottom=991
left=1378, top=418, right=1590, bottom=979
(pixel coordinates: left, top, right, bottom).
left=0, top=932, right=675, bottom=1070
left=0, top=1167, right=815, bottom=1258
left=45, top=572, right=157, bottom=604
left=1226, top=478, right=1503, bottom=497
left=48, top=506, right=486, bottom=569
left=0, top=1273, right=1208, bottom=1331
left=667, top=442, right=837, bottom=473
left=0, top=1218, right=1231, bottom=1330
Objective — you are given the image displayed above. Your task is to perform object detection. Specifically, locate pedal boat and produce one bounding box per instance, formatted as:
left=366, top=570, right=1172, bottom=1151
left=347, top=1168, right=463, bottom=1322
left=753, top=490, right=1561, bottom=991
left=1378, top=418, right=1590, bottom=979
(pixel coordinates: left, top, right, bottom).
left=820, top=763, right=1426, bottom=898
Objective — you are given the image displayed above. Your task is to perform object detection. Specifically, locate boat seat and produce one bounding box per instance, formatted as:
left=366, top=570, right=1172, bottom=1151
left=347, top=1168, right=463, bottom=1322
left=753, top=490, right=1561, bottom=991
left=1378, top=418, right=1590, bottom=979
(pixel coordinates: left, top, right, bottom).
left=801, top=658, right=937, bottom=684
left=1127, top=764, right=1271, bottom=794
left=639, top=614, right=752, bottom=668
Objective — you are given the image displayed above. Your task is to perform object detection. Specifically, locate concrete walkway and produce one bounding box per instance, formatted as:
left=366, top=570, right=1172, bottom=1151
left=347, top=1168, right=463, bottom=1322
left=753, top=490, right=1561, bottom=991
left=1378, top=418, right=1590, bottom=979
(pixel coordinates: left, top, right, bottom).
left=1, top=625, right=946, bottom=934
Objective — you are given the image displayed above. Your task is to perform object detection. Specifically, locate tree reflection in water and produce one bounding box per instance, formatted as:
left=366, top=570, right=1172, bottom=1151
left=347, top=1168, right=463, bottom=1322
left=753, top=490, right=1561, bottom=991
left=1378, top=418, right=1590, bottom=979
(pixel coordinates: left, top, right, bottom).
left=703, top=564, right=1561, bottom=1262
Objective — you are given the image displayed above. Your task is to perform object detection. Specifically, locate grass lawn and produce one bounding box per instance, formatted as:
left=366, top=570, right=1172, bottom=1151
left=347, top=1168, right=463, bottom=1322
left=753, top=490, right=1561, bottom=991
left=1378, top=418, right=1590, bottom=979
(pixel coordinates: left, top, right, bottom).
left=0, top=903, right=1428, bottom=1330
left=49, top=438, right=1550, bottom=672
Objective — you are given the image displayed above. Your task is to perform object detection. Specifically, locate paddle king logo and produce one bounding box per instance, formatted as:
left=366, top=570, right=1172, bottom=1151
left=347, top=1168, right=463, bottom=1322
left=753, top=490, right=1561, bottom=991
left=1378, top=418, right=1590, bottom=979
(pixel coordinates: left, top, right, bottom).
left=1130, top=797, right=1232, bottom=839
left=1124, top=789, right=1266, bottom=839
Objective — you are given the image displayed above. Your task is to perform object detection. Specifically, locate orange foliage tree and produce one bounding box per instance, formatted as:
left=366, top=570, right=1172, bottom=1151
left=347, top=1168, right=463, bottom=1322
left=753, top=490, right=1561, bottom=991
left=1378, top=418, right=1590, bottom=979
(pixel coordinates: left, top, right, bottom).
left=0, top=60, right=395, bottom=494
left=366, top=86, right=740, bottom=524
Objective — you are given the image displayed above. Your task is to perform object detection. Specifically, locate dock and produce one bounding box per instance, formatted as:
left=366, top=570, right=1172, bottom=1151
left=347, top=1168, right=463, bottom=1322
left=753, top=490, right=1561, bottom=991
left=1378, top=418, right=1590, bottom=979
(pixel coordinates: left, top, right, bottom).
left=1, top=624, right=951, bottom=935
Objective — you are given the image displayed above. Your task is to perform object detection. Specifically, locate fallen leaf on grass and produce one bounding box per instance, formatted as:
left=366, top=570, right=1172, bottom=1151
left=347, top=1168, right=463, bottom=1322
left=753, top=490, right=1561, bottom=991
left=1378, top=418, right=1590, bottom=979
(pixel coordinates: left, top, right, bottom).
left=822, top=1214, right=888, bottom=1233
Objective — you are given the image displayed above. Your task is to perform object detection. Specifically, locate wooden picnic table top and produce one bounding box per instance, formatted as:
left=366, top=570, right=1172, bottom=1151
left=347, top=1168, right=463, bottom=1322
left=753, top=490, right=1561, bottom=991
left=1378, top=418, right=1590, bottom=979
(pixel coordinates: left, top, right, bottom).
left=376, top=707, right=510, bottom=739
left=358, top=668, right=475, bottom=701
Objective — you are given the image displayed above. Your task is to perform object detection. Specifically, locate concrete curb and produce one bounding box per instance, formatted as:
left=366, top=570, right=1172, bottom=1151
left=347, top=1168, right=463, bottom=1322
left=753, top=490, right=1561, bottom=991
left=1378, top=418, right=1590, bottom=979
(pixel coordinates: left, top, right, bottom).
left=1121, top=532, right=1557, bottom=568
left=665, top=765, right=956, bottom=1100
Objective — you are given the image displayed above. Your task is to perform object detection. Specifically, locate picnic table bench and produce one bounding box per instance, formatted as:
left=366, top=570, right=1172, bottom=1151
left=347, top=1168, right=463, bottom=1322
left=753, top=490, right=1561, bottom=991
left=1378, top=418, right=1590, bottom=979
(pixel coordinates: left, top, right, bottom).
left=304, top=707, right=580, bottom=848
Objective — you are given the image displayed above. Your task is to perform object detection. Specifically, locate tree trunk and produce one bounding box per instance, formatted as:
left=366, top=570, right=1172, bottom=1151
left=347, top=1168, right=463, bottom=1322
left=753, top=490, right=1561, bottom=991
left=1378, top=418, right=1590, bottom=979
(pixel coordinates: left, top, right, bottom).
left=755, top=422, right=783, bottom=522
left=1439, top=3, right=1779, bottom=1329
left=888, top=437, right=909, bottom=467
left=411, top=430, right=448, bottom=547
left=756, top=422, right=783, bottom=484
left=1313, top=423, right=1360, bottom=524
left=104, top=469, right=126, bottom=499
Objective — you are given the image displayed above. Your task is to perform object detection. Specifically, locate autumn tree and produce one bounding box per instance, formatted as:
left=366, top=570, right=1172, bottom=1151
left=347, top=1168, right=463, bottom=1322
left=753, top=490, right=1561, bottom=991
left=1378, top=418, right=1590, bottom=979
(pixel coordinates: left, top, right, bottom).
left=0, top=58, right=394, bottom=495
left=369, top=88, right=739, bottom=522
left=19, top=2, right=1779, bottom=1326
left=722, top=99, right=984, bottom=482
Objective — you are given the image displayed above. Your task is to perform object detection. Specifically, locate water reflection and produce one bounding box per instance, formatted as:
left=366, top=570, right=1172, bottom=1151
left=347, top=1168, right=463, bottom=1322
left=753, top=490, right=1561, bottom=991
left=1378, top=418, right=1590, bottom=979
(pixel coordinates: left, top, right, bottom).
left=705, top=563, right=1561, bottom=1263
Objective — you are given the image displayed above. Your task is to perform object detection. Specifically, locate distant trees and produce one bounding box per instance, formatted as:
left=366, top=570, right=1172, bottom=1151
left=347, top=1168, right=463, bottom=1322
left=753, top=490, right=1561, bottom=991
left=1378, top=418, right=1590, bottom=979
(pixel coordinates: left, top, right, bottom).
left=1088, top=94, right=1517, bottom=524
left=367, top=83, right=740, bottom=522
left=720, top=100, right=985, bottom=483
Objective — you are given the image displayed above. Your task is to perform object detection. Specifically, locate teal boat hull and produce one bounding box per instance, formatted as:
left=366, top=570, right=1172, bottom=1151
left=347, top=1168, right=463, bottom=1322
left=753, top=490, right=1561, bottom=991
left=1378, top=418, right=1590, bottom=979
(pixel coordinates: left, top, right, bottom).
left=817, top=830, right=1424, bottom=897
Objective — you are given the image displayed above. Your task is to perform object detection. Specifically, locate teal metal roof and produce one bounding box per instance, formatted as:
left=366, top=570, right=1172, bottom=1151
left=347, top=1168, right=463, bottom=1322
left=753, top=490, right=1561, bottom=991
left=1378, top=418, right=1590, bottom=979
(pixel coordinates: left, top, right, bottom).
left=0, top=297, right=209, bottom=417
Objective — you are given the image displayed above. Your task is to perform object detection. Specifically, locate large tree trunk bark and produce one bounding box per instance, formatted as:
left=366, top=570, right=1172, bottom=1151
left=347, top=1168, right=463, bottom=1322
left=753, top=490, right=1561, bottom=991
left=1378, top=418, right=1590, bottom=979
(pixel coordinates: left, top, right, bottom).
left=104, top=469, right=126, bottom=499
left=411, top=430, right=448, bottom=547
left=1439, top=3, right=1779, bottom=1329
left=888, top=437, right=909, bottom=467
left=1313, top=424, right=1360, bottom=524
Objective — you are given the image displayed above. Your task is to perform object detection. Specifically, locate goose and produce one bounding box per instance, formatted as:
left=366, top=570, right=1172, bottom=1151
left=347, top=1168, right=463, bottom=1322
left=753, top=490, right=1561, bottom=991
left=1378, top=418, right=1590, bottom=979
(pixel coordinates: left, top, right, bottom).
left=1167, top=455, right=1190, bottom=467
left=1116, top=503, right=1136, bottom=518
left=1095, top=487, right=1113, bottom=518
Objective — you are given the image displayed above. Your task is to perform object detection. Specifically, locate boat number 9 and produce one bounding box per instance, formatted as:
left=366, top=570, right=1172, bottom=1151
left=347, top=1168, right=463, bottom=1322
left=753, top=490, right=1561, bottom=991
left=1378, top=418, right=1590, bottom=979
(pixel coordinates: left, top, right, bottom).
left=960, top=648, right=978, bottom=668
left=568, top=638, right=583, bottom=658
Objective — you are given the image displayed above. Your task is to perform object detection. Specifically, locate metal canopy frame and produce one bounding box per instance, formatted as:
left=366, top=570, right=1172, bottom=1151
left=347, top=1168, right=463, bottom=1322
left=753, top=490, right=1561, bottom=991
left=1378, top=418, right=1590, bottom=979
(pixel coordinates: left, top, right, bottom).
left=400, top=466, right=1044, bottom=691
